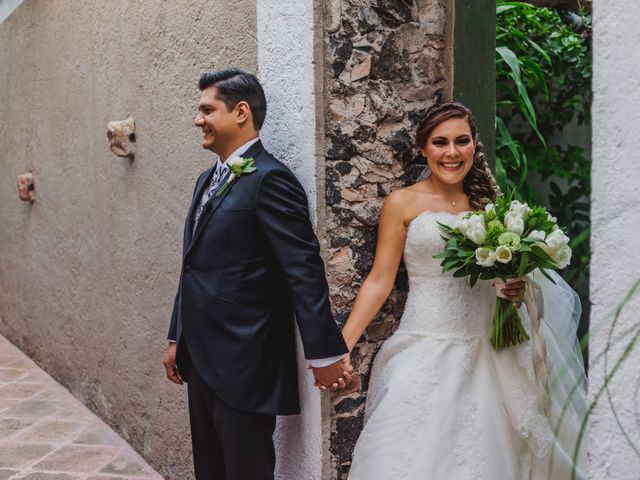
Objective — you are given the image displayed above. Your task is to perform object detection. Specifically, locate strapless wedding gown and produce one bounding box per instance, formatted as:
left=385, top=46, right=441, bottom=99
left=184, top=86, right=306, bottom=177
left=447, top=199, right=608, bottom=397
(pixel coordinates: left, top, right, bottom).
left=348, top=211, right=586, bottom=480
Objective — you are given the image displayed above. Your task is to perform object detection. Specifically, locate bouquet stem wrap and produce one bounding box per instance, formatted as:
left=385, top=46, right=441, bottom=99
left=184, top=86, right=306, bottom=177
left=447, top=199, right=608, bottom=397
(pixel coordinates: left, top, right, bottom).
left=490, top=296, right=530, bottom=348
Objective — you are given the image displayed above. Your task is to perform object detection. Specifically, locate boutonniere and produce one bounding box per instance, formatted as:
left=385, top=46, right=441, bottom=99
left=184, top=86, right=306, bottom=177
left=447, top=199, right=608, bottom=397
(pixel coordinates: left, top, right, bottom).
left=216, top=156, right=257, bottom=198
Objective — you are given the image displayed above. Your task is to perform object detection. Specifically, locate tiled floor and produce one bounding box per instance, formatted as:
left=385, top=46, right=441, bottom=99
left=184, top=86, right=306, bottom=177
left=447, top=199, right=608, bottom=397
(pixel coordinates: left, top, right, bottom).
left=0, top=335, right=163, bottom=480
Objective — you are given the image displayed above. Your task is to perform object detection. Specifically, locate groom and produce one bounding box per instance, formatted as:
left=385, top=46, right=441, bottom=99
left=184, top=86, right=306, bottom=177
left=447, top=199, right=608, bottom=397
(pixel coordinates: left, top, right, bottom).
left=163, top=68, right=351, bottom=479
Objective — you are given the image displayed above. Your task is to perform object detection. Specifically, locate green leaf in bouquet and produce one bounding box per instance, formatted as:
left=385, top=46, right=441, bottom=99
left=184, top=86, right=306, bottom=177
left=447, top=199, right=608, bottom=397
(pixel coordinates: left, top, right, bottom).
left=436, top=221, right=456, bottom=233
left=457, top=249, right=471, bottom=258
left=443, top=258, right=463, bottom=271
left=453, top=267, right=470, bottom=278
left=480, top=271, right=496, bottom=280
left=463, top=255, right=477, bottom=266
left=470, top=270, right=480, bottom=288
left=519, top=243, right=532, bottom=252
left=531, top=245, right=555, bottom=262
left=433, top=251, right=450, bottom=259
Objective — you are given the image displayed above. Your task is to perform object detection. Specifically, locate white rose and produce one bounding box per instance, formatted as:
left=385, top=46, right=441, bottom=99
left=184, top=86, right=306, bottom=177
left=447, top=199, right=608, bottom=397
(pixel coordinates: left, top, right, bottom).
left=475, top=247, right=497, bottom=267
left=545, top=229, right=570, bottom=251
left=495, top=245, right=512, bottom=264
left=228, top=156, right=245, bottom=168
left=550, top=245, right=572, bottom=269
left=504, top=212, right=525, bottom=236
left=526, top=230, right=546, bottom=242
left=509, top=200, right=532, bottom=219
left=459, top=214, right=486, bottom=245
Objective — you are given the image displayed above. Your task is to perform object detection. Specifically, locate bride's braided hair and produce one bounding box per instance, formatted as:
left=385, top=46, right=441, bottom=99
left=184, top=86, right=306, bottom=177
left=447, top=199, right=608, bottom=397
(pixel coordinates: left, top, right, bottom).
left=415, top=102, right=501, bottom=210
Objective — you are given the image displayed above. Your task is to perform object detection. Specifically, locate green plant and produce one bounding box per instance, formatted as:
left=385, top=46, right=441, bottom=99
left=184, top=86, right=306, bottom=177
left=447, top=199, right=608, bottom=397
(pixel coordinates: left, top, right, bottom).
left=495, top=1, right=592, bottom=296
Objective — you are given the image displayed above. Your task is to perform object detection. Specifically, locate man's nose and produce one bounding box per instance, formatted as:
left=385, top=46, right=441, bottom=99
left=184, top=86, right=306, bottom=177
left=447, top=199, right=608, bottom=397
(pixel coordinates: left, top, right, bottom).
left=194, top=114, right=204, bottom=126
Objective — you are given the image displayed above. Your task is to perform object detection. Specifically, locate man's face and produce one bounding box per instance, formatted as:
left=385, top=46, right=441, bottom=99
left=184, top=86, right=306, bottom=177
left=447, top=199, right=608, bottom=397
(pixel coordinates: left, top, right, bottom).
left=194, top=87, right=237, bottom=153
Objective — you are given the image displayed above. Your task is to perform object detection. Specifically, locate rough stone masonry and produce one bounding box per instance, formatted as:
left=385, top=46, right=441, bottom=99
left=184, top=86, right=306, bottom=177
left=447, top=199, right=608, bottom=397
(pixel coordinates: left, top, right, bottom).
left=322, top=0, right=451, bottom=478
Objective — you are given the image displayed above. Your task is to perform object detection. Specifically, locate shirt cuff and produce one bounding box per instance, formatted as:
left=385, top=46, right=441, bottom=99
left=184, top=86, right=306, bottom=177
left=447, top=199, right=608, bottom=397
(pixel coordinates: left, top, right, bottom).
left=167, top=339, right=176, bottom=343
left=307, top=354, right=346, bottom=369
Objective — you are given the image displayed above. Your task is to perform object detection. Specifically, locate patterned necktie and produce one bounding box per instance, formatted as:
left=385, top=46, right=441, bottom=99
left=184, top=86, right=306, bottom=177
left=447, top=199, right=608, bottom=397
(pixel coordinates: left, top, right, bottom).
left=193, top=162, right=225, bottom=233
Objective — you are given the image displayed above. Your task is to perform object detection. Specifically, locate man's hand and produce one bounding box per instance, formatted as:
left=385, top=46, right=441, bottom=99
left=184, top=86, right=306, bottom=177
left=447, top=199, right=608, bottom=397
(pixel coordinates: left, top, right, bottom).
left=163, top=342, right=183, bottom=385
left=494, top=278, right=526, bottom=308
left=312, top=355, right=354, bottom=392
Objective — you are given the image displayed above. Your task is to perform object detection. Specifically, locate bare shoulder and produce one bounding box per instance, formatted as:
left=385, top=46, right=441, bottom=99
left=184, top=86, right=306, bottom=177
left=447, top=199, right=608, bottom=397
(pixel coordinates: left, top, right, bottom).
left=382, top=188, right=418, bottom=226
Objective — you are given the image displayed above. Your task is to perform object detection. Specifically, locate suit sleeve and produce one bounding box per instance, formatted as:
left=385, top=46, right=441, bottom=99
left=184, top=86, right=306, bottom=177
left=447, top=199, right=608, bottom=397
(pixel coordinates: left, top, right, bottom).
left=167, top=291, right=180, bottom=341
left=255, top=168, right=348, bottom=360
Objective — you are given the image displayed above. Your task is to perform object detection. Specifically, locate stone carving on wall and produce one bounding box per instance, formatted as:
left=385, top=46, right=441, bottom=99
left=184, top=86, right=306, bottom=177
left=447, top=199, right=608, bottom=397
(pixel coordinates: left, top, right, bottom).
left=107, top=117, right=136, bottom=159
left=16, top=173, right=35, bottom=203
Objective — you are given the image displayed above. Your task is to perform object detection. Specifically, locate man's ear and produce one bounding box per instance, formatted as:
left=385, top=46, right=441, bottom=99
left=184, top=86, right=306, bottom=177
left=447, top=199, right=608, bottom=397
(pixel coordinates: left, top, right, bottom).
left=235, top=101, right=252, bottom=126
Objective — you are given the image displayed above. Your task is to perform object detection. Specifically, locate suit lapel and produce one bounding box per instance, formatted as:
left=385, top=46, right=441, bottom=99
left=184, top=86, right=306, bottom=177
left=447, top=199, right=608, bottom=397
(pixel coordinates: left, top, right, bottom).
left=185, top=166, right=215, bottom=249
left=185, top=140, right=265, bottom=255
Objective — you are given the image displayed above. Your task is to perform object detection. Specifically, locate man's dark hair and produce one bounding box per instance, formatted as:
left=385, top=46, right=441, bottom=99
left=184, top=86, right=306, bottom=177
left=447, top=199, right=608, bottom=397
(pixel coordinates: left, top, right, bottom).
left=199, top=68, right=267, bottom=130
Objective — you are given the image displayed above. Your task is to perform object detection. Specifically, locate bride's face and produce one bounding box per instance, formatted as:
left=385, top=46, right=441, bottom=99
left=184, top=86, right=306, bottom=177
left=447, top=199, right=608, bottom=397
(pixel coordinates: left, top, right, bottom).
left=420, top=117, right=475, bottom=185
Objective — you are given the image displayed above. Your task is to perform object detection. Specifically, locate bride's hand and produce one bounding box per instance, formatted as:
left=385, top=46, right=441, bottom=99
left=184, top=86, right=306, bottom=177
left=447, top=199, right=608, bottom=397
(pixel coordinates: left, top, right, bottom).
left=493, top=278, right=526, bottom=308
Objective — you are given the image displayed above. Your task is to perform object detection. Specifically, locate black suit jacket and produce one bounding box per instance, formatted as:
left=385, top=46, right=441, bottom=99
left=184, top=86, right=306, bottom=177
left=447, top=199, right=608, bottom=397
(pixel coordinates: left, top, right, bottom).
left=168, top=140, right=347, bottom=415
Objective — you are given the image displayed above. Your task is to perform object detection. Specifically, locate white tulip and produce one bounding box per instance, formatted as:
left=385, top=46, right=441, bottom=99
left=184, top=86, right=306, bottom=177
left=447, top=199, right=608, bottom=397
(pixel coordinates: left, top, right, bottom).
left=475, top=247, right=497, bottom=267
left=509, top=200, right=532, bottom=219
left=459, top=215, right=487, bottom=245
left=504, top=212, right=525, bottom=236
left=545, top=229, right=570, bottom=251
left=526, top=230, right=546, bottom=242
left=550, top=245, right=572, bottom=269
left=495, top=245, right=513, bottom=264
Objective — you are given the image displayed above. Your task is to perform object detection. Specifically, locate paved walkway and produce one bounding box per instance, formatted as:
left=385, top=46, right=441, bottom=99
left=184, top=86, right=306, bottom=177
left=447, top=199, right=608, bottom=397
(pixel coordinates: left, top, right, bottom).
left=0, top=335, right=163, bottom=480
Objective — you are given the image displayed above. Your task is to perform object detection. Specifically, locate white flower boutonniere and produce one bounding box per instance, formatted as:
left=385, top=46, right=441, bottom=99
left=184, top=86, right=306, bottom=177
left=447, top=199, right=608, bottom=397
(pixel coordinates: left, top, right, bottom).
left=216, top=156, right=257, bottom=198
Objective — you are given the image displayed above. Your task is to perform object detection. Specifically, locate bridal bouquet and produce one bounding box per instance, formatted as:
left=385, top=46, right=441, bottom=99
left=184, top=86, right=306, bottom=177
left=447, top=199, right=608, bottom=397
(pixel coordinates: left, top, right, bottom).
left=434, top=196, right=571, bottom=349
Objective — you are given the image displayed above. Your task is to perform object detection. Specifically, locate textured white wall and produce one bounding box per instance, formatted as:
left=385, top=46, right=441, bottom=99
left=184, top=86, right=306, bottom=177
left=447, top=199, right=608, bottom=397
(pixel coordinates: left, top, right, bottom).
left=590, top=1, right=640, bottom=478
left=0, top=0, right=22, bottom=24
left=257, top=0, right=323, bottom=479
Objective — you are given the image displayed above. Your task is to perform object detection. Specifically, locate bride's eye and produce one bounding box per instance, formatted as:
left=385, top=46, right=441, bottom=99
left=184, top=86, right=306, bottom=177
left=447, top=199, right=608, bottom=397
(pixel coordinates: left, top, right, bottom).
left=456, top=137, right=471, bottom=145
left=432, top=139, right=447, bottom=147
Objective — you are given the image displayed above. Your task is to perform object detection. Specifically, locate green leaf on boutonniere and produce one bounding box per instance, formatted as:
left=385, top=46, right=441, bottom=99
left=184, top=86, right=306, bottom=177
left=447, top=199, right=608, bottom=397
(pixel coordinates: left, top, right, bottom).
left=216, top=157, right=257, bottom=198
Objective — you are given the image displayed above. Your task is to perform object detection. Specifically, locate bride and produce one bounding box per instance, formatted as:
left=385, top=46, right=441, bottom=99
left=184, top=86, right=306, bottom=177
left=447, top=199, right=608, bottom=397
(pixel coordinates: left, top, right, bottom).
left=341, top=102, right=587, bottom=479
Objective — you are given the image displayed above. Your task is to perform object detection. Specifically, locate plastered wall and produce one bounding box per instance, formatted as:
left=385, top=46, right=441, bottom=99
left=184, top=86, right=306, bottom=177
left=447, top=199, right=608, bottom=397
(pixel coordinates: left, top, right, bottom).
left=590, top=0, right=640, bottom=477
left=0, top=1, right=257, bottom=477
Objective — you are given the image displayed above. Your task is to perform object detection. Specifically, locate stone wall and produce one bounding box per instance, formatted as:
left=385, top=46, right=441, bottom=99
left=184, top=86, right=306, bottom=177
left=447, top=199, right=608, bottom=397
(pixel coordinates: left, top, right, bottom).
left=321, top=1, right=451, bottom=477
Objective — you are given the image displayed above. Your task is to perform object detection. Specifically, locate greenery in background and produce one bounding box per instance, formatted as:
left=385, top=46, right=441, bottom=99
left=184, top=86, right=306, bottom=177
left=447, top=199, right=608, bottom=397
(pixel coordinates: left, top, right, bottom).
left=495, top=1, right=592, bottom=300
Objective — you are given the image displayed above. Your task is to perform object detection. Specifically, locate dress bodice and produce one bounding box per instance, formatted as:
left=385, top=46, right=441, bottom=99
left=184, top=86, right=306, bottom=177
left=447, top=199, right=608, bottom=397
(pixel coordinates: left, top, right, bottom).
left=397, top=211, right=493, bottom=338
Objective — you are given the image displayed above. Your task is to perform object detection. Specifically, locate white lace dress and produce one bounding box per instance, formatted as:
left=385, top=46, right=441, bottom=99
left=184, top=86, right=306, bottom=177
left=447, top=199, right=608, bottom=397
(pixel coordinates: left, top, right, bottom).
left=348, top=211, right=586, bottom=480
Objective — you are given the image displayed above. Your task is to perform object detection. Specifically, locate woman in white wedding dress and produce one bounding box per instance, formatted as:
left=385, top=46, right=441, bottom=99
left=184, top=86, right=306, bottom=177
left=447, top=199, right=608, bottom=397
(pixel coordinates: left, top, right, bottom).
left=342, top=103, right=587, bottom=479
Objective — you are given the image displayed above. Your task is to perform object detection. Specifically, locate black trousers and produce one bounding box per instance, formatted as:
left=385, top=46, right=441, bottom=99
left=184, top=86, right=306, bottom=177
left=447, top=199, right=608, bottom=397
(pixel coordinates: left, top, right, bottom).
left=186, top=365, right=276, bottom=480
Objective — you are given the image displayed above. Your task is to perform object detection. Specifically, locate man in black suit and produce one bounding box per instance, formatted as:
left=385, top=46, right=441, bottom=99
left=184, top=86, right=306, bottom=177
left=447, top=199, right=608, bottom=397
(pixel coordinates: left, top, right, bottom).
left=163, top=68, right=352, bottom=479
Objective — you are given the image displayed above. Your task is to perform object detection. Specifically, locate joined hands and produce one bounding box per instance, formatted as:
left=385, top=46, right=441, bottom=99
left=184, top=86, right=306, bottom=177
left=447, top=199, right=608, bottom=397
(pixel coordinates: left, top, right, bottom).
left=310, top=354, right=354, bottom=392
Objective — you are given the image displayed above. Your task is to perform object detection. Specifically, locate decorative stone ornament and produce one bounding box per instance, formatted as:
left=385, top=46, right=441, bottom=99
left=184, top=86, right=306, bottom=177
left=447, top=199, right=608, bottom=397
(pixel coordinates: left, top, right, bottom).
left=16, top=173, right=35, bottom=203
left=107, top=117, right=136, bottom=159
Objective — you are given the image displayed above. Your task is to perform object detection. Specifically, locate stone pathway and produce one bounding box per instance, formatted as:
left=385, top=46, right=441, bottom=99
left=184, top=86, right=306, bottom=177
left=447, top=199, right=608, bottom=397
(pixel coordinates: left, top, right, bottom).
left=0, top=335, right=163, bottom=480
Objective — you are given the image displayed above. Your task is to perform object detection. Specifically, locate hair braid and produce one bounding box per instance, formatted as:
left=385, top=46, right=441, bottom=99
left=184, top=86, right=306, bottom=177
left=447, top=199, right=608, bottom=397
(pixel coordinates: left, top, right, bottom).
left=463, top=139, right=501, bottom=210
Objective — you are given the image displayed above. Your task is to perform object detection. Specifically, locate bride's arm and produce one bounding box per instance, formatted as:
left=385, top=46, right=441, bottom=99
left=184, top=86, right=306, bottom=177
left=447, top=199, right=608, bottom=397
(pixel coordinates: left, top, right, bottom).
left=342, top=192, right=408, bottom=352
